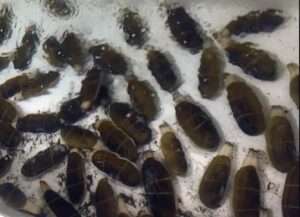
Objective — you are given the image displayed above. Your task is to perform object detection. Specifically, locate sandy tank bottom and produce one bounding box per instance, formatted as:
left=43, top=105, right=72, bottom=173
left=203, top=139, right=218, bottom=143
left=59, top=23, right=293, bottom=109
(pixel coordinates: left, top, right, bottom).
left=0, top=0, right=299, bottom=217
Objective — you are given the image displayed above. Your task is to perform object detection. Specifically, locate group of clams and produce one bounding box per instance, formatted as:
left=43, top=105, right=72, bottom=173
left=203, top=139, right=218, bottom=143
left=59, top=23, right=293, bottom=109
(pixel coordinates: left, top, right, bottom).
left=0, top=1, right=299, bottom=217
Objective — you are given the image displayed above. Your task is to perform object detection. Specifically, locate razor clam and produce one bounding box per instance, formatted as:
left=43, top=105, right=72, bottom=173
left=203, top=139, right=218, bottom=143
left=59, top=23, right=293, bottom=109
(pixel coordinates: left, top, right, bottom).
left=282, top=162, right=300, bottom=217
left=61, top=32, right=86, bottom=70
left=0, top=98, right=18, bottom=123
left=160, top=123, right=188, bottom=176
left=127, top=77, right=159, bottom=121
left=224, top=41, right=278, bottom=81
left=13, top=25, right=40, bottom=70
left=19, top=70, right=60, bottom=100
left=59, top=97, right=86, bottom=124
left=265, top=106, right=297, bottom=173
left=0, top=121, right=21, bottom=149
left=17, top=113, right=62, bottom=133
left=146, top=49, right=180, bottom=92
left=223, top=9, right=284, bottom=36
left=61, top=125, right=100, bottom=150
left=21, top=144, right=68, bottom=178
left=166, top=6, right=204, bottom=53
left=109, top=102, right=152, bottom=146
left=66, top=150, right=85, bottom=204
left=142, top=154, right=176, bottom=217
left=225, top=74, right=266, bottom=136
left=80, top=67, right=110, bottom=111
left=0, top=55, right=10, bottom=71
left=0, top=4, right=13, bottom=45
left=89, top=44, right=128, bottom=75
left=95, top=119, right=138, bottom=162
left=95, top=178, right=118, bottom=217
left=175, top=97, right=221, bottom=150
left=0, top=155, right=13, bottom=177
left=288, top=63, right=299, bottom=108
left=198, top=46, right=224, bottom=99
left=0, top=183, right=42, bottom=216
left=199, top=143, right=233, bottom=209
left=233, top=149, right=261, bottom=217
left=0, top=74, right=29, bottom=99
left=120, top=8, right=148, bottom=47
left=40, top=181, right=81, bottom=217
left=92, top=150, right=141, bottom=187
left=43, top=36, right=66, bottom=67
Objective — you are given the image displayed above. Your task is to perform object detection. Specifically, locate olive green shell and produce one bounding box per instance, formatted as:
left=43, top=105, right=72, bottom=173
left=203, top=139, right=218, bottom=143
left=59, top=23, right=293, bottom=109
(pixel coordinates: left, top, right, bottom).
left=0, top=121, right=21, bottom=149
left=92, top=150, right=141, bottom=187
left=227, top=80, right=266, bottom=136
left=61, top=125, right=99, bottom=150
left=95, top=179, right=118, bottom=217
left=199, top=155, right=231, bottom=209
left=233, top=166, right=260, bottom=217
left=282, top=163, right=300, bottom=217
left=266, top=112, right=296, bottom=173
left=109, top=103, right=152, bottom=146
left=175, top=101, right=220, bottom=150
left=290, top=74, right=299, bottom=109
left=97, top=120, right=138, bottom=162
left=66, top=152, right=85, bottom=204
left=127, top=79, right=159, bottom=121
left=160, top=131, right=188, bottom=176
left=198, top=47, right=224, bottom=99
left=0, top=98, right=18, bottom=123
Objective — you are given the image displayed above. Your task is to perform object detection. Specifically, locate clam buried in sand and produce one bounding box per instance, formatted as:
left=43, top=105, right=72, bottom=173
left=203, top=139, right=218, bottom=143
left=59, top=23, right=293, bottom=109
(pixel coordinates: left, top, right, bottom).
left=109, top=102, right=152, bottom=146
left=61, top=125, right=100, bottom=150
left=44, top=0, right=76, bottom=18
left=0, top=55, right=10, bottom=71
left=225, top=74, right=266, bottom=136
left=17, top=113, right=62, bottom=133
left=166, top=6, right=204, bottom=53
left=198, top=46, right=224, bottom=99
left=0, top=155, right=13, bottom=177
left=120, top=8, right=148, bottom=47
left=142, top=154, right=176, bottom=217
left=40, top=181, right=82, bottom=217
left=90, top=44, right=128, bottom=75
left=94, top=178, right=118, bottom=217
left=92, top=150, right=141, bottom=187
left=282, top=162, right=300, bottom=217
left=199, top=143, right=233, bottom=209
left=160, top=123, right=188, bottom=176
left=95, top=119, right=138, bottom=162
left=224, top=41, right=278, bottom=81
left=0, top=121, right=21, bottom=149
left=147, top=49, right=180, bottom=92
left=0, top=98, right=18, bottom=123
left=127, top=77, right=159, bottom=121
left=233, top=149, right=261, bottom=217
left=175, top=97, right=221, bottom=150
left=61, top=32, right=86, bottom=70
left=80, top=67, right=110, bottom=111
left=265, top=106, right=297, bottom=173
left=13, top=25, right=40, bottom=70
left=0, top=183, right=42, bottom=216
left=0, top=4, right=13, bottom=45
left=59, top=97, right=86, bottom=124
left=222, top=9, right=284, bottom=37
left=0, top=74, right=29, bottom=99
left=43, top=36, right=67, bottom=67
left=21, top=144, right=68, bottom=178
left=288, top=63, right=299, bottom=108
left=66, top=150, right=86, bottom=204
